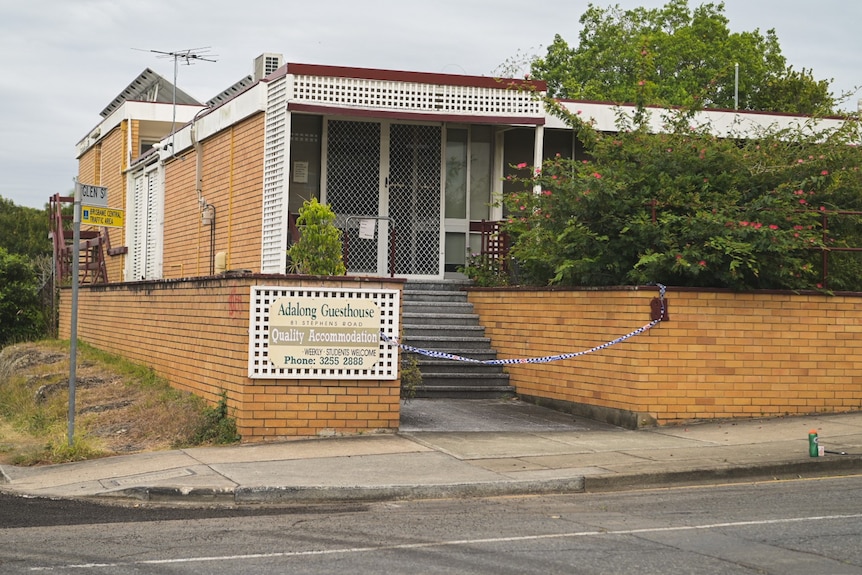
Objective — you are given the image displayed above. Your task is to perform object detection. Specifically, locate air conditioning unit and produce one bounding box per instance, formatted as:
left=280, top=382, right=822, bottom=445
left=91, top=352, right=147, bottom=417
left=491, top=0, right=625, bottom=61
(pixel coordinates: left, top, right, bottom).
left=254, top=53, right=284, bottom=81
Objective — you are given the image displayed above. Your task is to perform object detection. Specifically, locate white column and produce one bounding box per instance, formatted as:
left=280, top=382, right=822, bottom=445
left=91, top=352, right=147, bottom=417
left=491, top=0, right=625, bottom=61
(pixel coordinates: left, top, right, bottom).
left=533, top=124, right=545, bottom=194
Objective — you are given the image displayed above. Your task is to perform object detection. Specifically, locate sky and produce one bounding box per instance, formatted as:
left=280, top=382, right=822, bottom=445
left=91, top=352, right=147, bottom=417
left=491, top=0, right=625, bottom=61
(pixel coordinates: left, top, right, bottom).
left=1, top=0, right=860, bottom=209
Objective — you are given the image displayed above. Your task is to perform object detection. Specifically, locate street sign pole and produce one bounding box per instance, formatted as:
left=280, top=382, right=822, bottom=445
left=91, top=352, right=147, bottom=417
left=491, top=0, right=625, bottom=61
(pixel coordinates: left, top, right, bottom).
left=68, top=180, right=81, bottom=446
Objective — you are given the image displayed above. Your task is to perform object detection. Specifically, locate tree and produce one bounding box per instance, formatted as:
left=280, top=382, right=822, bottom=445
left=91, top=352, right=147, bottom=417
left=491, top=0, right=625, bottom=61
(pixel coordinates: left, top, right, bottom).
left=0, top=247, right=44, bottom=346
left=0, top=196, right=51, bottom=259
left=530, top=1, right=836, bottom=114
left=500, top=106, right=862, bottom=291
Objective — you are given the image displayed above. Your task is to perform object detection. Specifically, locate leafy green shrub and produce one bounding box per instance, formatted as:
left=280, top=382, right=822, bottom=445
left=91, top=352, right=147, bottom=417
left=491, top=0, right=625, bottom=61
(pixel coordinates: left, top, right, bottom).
left=458, top=252, right=510, bottom=287
left=190, top=391, right=240, bottom=445
left=504, top=104, right=862, bottom=291
left=287, top=198, right=347, bottom=276
left=400, top=354, right=423, bottom=401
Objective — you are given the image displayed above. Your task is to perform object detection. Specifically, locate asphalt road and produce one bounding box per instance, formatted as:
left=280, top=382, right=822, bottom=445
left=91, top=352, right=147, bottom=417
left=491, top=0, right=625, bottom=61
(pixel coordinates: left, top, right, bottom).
left=3, top=475, right=862, bottom=574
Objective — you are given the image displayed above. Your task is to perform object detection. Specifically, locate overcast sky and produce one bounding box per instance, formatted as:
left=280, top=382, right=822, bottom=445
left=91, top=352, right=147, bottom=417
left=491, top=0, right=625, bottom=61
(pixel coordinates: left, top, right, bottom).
left=1, top=0, right=859, bottom=209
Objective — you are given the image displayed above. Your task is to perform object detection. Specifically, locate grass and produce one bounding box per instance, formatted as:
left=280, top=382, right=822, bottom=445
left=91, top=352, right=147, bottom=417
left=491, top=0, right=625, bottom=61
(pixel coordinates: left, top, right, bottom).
left=0, top=340, right=240, bottom=466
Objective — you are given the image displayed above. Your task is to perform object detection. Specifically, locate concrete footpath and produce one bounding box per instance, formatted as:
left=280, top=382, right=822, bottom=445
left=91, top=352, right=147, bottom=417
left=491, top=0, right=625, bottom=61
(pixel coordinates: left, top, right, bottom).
left=1, top=399, right=861, bottom=506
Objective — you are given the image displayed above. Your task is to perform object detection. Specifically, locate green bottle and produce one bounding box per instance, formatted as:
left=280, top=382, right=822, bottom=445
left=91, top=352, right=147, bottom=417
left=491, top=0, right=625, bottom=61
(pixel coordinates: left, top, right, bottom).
left=808, top=430, right=819, bottom=457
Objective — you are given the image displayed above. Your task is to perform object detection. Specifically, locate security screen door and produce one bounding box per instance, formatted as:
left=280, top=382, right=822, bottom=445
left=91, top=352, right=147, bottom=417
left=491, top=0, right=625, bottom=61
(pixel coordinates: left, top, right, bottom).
left=324, top=119, right=442, bottom=277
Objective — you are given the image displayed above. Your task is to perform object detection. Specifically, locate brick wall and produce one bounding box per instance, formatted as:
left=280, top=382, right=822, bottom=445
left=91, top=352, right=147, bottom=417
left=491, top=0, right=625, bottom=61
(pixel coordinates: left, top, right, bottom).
left=163, top=114, right=265, bottom=279
left=59, top=275, right=404, bottom=442
left=467, top=287, right=862, bottom=426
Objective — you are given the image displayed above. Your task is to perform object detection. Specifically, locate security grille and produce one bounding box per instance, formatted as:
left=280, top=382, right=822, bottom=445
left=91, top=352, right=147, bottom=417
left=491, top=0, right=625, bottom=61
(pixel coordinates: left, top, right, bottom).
left=389, top=124, right=441, bottom=275
left=325, top=120, right=381, bottom=273
left=248, top=286, right=400, bottom=380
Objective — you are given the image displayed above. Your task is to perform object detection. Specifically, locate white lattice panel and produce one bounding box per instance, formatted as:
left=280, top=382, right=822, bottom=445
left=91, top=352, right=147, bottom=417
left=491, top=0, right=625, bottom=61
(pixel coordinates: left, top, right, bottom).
left=293, top=76, right=542, bottom=117
left=261, top=76, right=289, bottom=273
left=248, top=286, right=400, bottom=379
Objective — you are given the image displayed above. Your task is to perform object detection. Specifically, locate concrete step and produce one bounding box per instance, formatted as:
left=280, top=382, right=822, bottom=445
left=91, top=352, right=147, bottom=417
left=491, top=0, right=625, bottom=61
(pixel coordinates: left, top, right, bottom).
left=402, top=301, right=475, bottom=315
left=403, top=335, right=493, bottom=350
left=403, top=280, right=472, bottom=293
left=409, top=384, right=515, bottom=399
left=418, top=372, right=511, bottom=387
left=402, top=289, right=469, bottom=304
left=404, top=357, right=508, bottom=374
left=402, top=324, right=486, bottom=338
left=402, top=280, right=510, bottom=400
left=402, top=312, right=481, bottom=326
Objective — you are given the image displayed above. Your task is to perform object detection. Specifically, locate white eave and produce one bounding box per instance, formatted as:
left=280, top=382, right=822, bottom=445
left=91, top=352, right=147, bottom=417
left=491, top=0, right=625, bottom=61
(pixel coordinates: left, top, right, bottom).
left=75, top=101, right=205, bottom=158
left=150, top=81, right=268, bottom=161
left=548, top=100, right=850, bottom=138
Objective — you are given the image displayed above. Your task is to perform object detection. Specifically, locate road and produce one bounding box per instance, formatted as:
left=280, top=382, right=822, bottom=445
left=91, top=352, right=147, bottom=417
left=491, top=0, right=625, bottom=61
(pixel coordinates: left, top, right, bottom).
left=2, top=475, right=862, bottom=574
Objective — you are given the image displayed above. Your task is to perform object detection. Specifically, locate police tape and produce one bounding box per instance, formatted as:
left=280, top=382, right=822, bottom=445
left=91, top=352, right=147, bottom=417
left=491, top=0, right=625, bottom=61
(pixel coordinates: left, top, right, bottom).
left=380, top=284, right=666, bottom=365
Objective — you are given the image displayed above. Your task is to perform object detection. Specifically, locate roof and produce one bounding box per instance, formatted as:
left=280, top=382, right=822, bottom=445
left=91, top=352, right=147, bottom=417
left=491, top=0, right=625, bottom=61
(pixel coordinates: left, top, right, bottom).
left=206, top=75, right=257, bottom=108
left=99, top=68, right=202, bottom=118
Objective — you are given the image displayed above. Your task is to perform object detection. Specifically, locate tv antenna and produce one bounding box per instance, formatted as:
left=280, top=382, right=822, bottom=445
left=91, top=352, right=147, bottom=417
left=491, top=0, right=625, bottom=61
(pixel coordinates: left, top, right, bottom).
left=134, top=47, right=217, bottom=155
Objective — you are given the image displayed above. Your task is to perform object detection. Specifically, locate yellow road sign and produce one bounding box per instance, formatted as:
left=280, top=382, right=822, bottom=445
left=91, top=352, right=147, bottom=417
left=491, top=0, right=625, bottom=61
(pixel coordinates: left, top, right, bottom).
left=81, top=206, right=125, bottom=228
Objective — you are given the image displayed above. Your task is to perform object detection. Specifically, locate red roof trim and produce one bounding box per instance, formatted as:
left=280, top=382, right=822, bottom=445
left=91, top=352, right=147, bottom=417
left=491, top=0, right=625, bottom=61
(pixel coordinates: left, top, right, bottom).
left=286, top=62, right=546, bottom=92
left=288, top=103, right=545, bottom=126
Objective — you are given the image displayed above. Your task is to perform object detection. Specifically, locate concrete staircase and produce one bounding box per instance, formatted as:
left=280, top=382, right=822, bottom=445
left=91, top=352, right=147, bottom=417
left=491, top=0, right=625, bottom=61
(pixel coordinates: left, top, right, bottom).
left=401, top=280, right=514, bottom=399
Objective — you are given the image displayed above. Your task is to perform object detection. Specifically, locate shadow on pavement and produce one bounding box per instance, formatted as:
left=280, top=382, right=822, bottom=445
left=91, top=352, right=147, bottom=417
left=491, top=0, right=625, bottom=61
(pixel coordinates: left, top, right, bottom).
left=399, top=398, right=622, bottom=433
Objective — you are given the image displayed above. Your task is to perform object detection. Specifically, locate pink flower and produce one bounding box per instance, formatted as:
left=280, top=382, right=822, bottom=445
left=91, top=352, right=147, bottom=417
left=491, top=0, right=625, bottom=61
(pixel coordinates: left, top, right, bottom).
left=576, top=110, right=583, bottom=115
left=799, top=199, right=807, bottom=205
left=820, top=206, right=826, bottom=211
left=769, top=224, right=779, bottom=230
left=753, top=222, right=763, bottom=229
left=739, top=221, right=749, bottom=227
left=542, top=190, right=552, bottom=196
left=821, top=170, right=829, bottom=176
left=516, top=162, right=528, bottom=169
left=675, top=254, right=682, bottom=260
left=592, top=172, right=602, bottom=179
left=698, top=260, right=706, bottom=267
left=817, top=283, right=823, bottom=289
left=797, top=159, right=804, bottom=164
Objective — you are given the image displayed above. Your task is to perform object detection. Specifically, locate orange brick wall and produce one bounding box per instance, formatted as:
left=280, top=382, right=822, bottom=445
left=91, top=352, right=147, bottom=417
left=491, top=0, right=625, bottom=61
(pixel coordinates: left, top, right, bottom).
left=467, top=287, right=862, bottom=426
left=163, top=114, right=265, bottom=279
left=59, top=275, right=404, bottom=442
left=77, top=146, right=98, bottom=191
